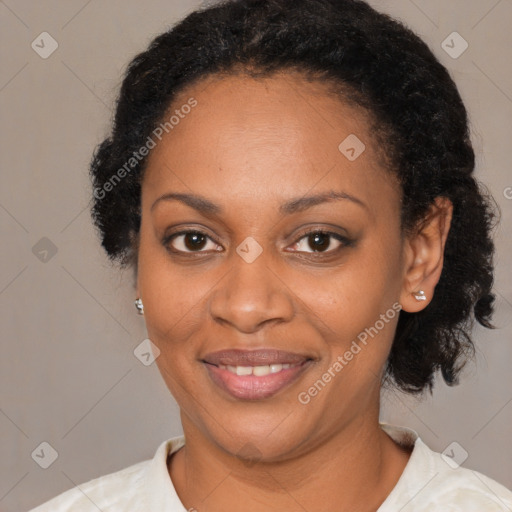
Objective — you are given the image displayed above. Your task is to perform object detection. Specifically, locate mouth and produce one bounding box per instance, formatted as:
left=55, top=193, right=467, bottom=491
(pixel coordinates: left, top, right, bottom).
left=202, top=349, right=314, bottom=400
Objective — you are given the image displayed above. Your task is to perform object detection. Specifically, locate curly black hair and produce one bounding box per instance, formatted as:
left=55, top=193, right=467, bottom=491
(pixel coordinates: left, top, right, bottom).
left=89, top=0, right=497, bottom=395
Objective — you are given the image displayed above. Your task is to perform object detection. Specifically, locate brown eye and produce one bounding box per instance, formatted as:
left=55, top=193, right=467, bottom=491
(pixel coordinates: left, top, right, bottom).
left=288, top=230, right=352, bottom=254
left=165, top=231, right=221, bottom=253
left=307, top=232, right=331, bottom=252
left=183, top=232, right=207, bottom=251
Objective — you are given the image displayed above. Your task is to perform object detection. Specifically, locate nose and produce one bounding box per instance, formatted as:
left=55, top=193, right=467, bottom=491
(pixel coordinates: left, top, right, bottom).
left=208, top=249, right=295, bottom=334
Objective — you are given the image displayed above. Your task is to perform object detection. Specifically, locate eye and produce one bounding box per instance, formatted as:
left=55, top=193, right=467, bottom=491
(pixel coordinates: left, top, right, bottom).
left=164, top=228, right=353, bottom=256
left=165, top=230, right=222, bottom=253
left=288, top=230, right=352, bottom=254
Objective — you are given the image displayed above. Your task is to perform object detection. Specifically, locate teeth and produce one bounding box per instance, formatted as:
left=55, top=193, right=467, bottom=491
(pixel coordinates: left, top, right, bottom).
left=253, top=365, right=270, bottom=376
left=270, top=364, right=282, bottom=373
left=218, top=362, right=296, bottom=376
left=236, top=366, right=253, bottom=376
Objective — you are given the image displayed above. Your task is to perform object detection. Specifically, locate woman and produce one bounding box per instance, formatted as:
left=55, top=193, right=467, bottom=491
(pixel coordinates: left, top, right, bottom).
left=30, top=0, right=512, bottom=510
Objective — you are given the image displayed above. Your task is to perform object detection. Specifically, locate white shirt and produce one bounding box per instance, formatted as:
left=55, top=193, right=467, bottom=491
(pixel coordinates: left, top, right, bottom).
left=29, top=423, right=512, bottom=511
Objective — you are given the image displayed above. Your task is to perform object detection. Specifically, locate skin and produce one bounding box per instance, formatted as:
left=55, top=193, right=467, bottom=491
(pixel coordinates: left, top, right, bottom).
left=136, top=71, right=453, bottom=511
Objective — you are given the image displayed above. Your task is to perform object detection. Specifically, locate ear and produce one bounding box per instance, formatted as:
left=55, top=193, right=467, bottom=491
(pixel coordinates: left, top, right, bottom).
left=399, top=196, right=453, bottom=313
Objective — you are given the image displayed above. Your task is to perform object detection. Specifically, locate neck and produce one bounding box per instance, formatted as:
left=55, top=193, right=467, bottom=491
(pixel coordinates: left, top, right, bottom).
left=168, top=409, right=411, bottom=512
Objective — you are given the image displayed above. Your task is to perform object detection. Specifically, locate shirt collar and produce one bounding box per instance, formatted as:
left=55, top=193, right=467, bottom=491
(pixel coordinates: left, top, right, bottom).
left=143, top=435, right=186, bottom=511
left=141, top=423, right=424, bottom=511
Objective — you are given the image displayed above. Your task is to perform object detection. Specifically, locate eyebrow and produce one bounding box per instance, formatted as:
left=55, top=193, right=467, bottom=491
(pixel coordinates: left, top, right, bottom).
left=151, top=190, right=368, bottom=215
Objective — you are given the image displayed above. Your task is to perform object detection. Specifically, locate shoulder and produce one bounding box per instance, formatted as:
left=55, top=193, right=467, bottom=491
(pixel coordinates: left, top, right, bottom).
left=379, top=424, right=512, bottom=512
left=420, top=445, right=512, bottom=511
left=27, top=458, right=150, bottom=511
left=27, top=436, right=185, bottom=512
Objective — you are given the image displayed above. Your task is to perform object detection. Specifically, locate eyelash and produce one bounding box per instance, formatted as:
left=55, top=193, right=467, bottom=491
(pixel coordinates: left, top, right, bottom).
left=163, top=228, right=354, bottom=257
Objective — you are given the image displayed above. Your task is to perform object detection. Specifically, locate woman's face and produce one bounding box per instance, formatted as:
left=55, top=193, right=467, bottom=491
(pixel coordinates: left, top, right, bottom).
left=138, top=71, right=407, bottom=461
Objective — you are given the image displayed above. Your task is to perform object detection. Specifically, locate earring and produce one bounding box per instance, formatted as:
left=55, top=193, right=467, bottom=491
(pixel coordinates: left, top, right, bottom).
left=134, top=298, right=144, bottom=315
left=413, top=290, right=427, bottom=301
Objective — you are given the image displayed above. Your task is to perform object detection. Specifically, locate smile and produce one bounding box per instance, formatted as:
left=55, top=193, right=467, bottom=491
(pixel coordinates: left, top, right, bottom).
left=218, top=362, right=299, bottom=376
left=203, top=359, right=312, bottom=400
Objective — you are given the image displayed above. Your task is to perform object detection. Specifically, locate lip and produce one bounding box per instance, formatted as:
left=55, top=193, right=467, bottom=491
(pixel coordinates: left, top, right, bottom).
left=202, top=349, right=314, bottom=400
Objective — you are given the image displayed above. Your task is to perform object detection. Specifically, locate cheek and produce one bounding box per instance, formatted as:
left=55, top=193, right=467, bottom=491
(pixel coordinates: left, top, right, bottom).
left=305, top=243, right=401, bottom=337
left=298, top=236, right=404, bottom=385
left=137, top=225, right=206, bottom=346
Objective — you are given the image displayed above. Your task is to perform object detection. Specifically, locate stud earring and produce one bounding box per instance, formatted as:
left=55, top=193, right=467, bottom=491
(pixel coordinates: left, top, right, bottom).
left=413, top=290, right=426, bottom=301
left=134, top=298, right=144, bottom=315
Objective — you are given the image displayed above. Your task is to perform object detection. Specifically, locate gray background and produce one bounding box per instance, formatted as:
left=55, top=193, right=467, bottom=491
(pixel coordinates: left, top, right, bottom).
left=1, top=1, right=511, bottom=510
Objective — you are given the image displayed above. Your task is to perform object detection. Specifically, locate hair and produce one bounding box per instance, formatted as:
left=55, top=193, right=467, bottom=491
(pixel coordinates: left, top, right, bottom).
left=89, top=0, right=497, bottom=395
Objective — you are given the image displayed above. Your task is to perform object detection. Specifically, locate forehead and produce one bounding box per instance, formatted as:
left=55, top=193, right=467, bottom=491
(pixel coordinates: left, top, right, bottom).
left=164, top=70, right=375, bottom=154
left=142, top=70, right=399, bottom=215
